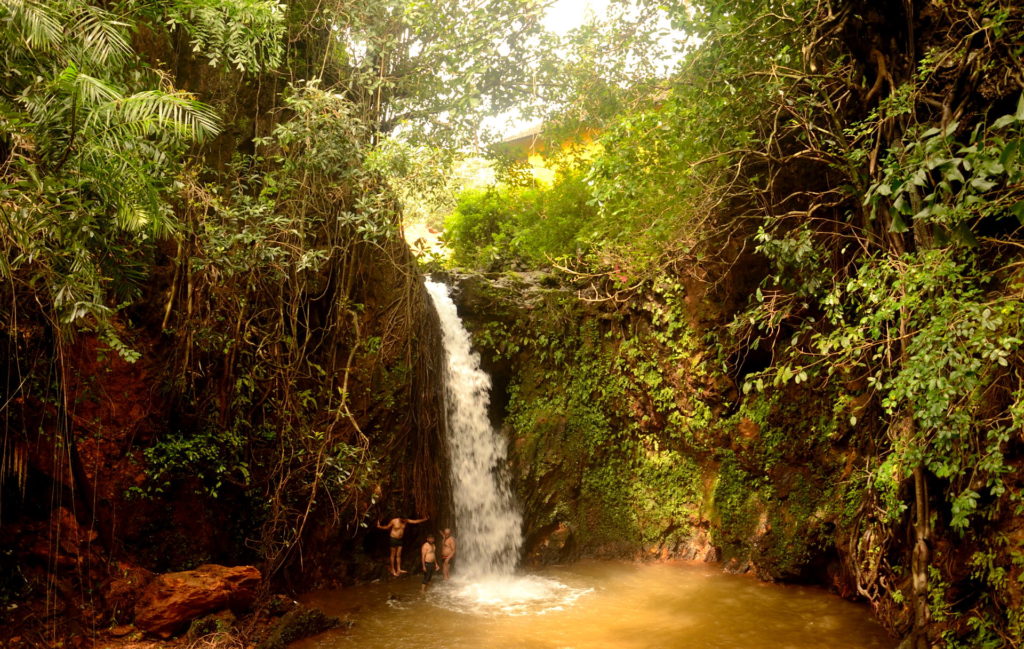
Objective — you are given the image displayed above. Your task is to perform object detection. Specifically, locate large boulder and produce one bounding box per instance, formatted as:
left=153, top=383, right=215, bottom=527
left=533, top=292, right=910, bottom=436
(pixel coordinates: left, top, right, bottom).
left=134, top=564, right=261, bottom=637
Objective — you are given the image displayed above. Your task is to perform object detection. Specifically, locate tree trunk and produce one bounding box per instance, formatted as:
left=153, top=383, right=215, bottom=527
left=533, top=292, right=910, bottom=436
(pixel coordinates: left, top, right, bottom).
left=911, top=462, right=931, bottom=649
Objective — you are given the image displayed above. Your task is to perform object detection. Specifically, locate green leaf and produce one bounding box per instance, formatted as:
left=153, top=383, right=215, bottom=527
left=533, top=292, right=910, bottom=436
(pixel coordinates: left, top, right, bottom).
left=969, top=178, right=996, bottom=192
left=1000, top=139, right=1020, bottom=167
left=953, top=224, right=978, bottom=247
left=890, top=213, right=909, bottom=233
left=944, top=165, right=965, bottom=184
left=992, top=114, right=1017, bottom=130
left=1011, top=200, right=1024, bottom=225
left=893, top=195, right=911, bottom=214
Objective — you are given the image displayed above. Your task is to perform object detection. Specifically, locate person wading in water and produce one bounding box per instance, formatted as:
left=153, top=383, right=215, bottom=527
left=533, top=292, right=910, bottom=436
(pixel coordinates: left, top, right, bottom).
left=440, top=528, right=456, bottom=580
left=421, top=534, right=440, bottom=592
left=378, top=514, right=428, bottom=576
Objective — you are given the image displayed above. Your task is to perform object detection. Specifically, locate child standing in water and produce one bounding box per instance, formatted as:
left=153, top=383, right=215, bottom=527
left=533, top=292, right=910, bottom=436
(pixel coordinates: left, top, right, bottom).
left=421, top=534, right=440, bottom=591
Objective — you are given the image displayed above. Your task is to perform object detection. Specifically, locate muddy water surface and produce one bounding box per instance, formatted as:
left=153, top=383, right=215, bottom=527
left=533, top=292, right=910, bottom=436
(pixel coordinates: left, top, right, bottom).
left=296, top=560, right=894, bottom=649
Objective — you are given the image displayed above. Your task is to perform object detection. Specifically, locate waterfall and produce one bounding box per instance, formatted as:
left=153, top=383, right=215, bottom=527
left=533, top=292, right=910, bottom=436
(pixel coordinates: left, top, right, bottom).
left=425, top=280, right=523, bottom=579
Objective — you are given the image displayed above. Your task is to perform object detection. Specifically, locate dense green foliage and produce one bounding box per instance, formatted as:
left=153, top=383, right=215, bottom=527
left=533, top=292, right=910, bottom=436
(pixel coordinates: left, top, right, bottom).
left=446, top=1, right=1024, bottom=647
left=0, top=0, right=554, bottom=634
left=462, top=281, right=708, bottom=556
left=2, top=0, right=1023, bottom=647
left=0, top=0, right=224, bottom=333
left=444, top=169, right=595, bottom=269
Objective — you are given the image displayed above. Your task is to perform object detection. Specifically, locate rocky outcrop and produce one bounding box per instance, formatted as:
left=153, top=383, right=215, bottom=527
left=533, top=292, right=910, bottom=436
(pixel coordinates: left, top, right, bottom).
left=133, top=564, right=261, bottom=637
left=523, top=521, right=575, bottom=566
left=447, top=270, right=843, bottom=586
left=676, top=523, right=719, bottom=563
left=19, top=507, right=99, bottom=568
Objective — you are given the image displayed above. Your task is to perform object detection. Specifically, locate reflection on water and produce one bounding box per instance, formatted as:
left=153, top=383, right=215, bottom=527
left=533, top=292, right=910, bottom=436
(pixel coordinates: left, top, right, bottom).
left=295, top=561, right=895, bottom=649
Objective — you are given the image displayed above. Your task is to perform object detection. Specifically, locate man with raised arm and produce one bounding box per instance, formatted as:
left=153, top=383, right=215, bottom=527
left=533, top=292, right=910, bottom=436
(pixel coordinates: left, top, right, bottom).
left=377, top=514, right=428, bottom=576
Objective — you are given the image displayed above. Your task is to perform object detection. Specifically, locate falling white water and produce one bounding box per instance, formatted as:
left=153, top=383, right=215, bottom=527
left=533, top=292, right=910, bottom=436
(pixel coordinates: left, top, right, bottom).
left=425, top=280, right=523, bottom=579
left=424, top=279, right=590, bottom=616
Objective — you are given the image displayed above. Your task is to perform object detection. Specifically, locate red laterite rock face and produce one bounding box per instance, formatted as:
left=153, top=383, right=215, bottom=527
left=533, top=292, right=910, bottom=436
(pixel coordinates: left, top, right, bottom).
left=133, top=564, right=261, bottom=637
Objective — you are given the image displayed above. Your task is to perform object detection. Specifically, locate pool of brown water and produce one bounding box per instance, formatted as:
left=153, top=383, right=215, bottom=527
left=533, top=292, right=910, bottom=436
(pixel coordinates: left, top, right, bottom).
left=295, top=560, right=895, bottom=649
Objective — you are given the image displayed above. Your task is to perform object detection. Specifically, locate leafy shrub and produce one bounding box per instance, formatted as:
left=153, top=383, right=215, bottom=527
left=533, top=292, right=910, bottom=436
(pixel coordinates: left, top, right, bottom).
left=444, top=169, right=596, bottom=270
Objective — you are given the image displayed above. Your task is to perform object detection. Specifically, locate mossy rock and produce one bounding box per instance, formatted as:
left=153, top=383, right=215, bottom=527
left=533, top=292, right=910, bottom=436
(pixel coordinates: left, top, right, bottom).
left=257, top=605, right=343, bottom=649
left=264, top=593, right=298, bottom=617
left=186, top=609, right=237, bottom=640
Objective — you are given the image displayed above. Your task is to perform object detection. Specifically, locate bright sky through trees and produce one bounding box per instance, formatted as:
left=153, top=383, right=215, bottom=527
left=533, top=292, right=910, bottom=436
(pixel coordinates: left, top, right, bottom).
left=487, top=0, right=682, bottom=139
left=484, top=0, right=611, bottom=138
left=543, top=0, right=610, bottom=34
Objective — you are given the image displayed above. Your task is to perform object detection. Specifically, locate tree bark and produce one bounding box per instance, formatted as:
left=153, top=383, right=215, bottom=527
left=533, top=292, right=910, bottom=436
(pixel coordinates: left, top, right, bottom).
left=911, top=462, right=931, bottom=649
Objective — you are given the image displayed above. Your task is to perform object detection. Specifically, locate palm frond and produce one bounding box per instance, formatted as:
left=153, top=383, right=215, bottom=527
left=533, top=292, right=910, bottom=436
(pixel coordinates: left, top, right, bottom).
left=76, top=139, right=177, bottom=236
left=115, top=202, right=154, bottom=232
left=74, top=71, right=123, bottom=105
left=67, top=3, right=132, bottom=68
left=86, top=90, right=222, bottom=142
left=51, top=64, right=122, bottom=104
left=0, top=0, right=63, bottom=53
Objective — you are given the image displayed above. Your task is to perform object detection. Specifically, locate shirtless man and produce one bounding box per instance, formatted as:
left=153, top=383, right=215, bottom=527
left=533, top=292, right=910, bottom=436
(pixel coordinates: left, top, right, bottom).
left=440, top=528, right=456, bottom=580
left=377, top=514, right=428, bottom=576
left=421, top=534, right=440, bottom=592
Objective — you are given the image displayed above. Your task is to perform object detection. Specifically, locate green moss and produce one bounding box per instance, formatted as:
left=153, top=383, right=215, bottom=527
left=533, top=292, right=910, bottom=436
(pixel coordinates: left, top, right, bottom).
left=257, top=606, right=341, bottom=649
left=710, top=455, right=764, bottom=563
left=474, top=282, right=719, bottom=558
left=754, top=473, right=832, bottom=579
left=631, top=446, right=703, bottom=548
left=187, top=611, right=237, bottom=640
left=465, top=274, right=858, bottom=578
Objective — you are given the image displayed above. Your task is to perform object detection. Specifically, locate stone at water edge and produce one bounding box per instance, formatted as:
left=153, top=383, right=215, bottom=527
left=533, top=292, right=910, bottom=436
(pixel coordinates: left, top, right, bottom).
left=107, top=625, right=135, bottom=638
left=257, top=604, right=344, bottom=649
left=133, top=564, right=261, bottom=638
left=186, top=609, right=238, bottom=640
left=525, top=521, right=574, bottom=566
